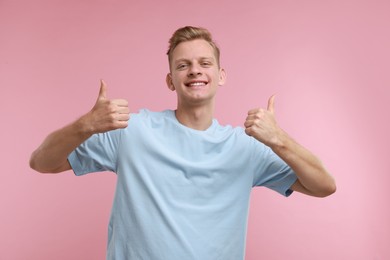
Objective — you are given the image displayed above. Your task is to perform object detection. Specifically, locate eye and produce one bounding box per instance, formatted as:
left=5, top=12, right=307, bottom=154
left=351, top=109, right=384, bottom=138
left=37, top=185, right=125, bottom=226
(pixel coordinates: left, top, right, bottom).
left=177, top=64, right=188, bottom=70
left=201, top=61, right=212, bottom=67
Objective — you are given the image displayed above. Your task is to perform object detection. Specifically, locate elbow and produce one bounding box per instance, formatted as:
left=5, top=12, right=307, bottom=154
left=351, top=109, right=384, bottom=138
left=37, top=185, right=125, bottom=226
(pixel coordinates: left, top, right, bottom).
left=317, top=179, right=337, bottom=198
left=328, top=181, right=337, bottom=196
left=329, top=180, right=337, bottom=195
left=325, top=175, right=337, bottom=196
left=29, top=151, right=55, bottom=174
left=29, top=151, right=39, bottom=172
left=314, top=168, right=337, bottom=198
left=29, top=152, right=45, bottom=173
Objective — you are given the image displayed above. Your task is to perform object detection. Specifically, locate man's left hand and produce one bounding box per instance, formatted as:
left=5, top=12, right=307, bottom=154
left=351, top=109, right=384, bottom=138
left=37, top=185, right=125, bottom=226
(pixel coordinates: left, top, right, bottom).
left=244, top=95, right=283, bottom=148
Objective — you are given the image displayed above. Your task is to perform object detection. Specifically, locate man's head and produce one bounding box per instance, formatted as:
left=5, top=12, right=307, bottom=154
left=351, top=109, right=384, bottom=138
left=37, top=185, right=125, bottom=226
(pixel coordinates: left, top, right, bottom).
left=165, top=26, right=226, bottom=108
left=167, top=26, right=221, bottom=70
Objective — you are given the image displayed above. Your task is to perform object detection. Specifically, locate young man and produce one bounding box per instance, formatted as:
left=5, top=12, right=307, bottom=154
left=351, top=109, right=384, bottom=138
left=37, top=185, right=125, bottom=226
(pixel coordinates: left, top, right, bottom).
left=30, top=26, right=336, bottom=260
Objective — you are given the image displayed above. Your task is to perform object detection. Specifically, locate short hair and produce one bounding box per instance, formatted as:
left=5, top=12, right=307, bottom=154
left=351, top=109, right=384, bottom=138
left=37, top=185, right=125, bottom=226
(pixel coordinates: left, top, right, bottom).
left=167, top=26, right=221, bottom=68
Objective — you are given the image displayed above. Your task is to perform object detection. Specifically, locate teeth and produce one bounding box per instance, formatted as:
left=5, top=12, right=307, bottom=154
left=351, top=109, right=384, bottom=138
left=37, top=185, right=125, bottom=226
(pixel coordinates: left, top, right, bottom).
left=189, top=82, right=206, bottom=86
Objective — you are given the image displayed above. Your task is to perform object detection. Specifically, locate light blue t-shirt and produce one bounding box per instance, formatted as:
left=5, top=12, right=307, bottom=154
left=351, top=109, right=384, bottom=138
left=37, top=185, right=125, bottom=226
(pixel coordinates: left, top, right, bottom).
left=68, top=109, right=297, bottom=260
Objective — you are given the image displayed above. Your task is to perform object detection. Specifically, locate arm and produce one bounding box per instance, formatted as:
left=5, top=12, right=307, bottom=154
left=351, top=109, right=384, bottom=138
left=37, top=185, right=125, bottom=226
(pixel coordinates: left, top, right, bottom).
left=244, top=95, right=336, bottom=197
left=29, top=80, right=130, bottom=173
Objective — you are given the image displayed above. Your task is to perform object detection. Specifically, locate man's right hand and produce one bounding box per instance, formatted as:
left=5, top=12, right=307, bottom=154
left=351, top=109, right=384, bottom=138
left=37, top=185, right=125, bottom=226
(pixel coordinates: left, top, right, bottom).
left=30, top=80, right=130, bottom=173
left=82, top=80, right=130, bottom=135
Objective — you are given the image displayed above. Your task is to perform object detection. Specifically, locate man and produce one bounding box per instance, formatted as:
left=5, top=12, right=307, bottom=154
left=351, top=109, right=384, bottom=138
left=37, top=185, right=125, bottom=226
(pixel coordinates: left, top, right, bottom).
left=30, top=26, right=336, bottom=259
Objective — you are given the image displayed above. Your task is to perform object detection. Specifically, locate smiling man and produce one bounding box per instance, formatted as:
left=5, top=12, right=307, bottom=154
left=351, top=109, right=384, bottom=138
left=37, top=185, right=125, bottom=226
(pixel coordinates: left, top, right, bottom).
left=166, top=37, right=226, bottom=130
left=30, top=26, right=336, bottom=260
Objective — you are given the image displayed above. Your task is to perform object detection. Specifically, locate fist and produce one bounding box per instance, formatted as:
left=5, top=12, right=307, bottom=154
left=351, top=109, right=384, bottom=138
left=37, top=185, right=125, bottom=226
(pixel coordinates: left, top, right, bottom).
left=85, top=80, right=130, bottom=134
left=244, top=95, right=282, bottom=147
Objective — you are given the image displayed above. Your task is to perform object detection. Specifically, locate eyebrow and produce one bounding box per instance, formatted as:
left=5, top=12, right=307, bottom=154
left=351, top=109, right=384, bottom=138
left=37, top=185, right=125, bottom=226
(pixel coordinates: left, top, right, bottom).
left=174, top=56, right=215, bottom=64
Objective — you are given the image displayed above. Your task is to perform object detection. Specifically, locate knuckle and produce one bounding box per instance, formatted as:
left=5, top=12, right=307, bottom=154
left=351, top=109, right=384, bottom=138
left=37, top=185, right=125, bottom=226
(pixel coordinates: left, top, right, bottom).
left=107, top=104, right=117, bottom=113
left=254, top=112, right=263, bottom=119
left=107, top=114, right=116, bottom=123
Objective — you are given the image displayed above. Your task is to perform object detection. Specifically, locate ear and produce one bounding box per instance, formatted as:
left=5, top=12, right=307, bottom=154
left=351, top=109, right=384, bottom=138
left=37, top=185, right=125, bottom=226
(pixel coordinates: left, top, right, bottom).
left=218, top=68, right=227, bottom=86
left=166, top=73, right=175, bottom=91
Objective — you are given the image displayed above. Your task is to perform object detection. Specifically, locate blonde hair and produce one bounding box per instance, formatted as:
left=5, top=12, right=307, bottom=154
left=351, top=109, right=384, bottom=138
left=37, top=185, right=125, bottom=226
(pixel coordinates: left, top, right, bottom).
left=167, top=26, right=221, bottom=67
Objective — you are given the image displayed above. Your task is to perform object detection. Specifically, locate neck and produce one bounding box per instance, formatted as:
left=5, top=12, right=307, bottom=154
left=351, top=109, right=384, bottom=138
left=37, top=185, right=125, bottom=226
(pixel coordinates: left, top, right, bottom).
left=175, top=104, right=214, bottom=131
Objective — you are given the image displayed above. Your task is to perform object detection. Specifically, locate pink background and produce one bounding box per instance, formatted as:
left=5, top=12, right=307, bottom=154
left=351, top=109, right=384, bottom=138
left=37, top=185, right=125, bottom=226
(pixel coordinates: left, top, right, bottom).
left=1, top=0, right=389, bottom=259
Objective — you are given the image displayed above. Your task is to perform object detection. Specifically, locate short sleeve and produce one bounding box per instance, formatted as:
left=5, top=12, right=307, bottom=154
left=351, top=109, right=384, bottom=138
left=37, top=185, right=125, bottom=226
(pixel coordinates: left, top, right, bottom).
left=251, top=140, right=297, bottom=197
left=68, top=129, right=122, bottom=176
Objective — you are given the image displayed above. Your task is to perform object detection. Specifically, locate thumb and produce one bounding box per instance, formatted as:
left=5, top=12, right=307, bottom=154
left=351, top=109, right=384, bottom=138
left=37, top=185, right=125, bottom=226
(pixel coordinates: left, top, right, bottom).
left=267, top=94, right=276, bottom=113
left=98, top=79, right=107, bottom=100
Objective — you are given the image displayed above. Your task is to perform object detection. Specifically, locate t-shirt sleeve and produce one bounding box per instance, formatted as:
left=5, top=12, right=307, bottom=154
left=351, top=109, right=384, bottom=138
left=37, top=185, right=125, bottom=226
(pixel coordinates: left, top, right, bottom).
left=251, top=139, right=297, bottom=197
left=68, top=129, right=122, bottom=176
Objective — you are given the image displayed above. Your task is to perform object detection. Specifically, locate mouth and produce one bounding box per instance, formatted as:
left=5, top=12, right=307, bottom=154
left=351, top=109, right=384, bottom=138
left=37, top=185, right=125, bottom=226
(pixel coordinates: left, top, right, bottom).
left=185, top=81, right=208, bottom=87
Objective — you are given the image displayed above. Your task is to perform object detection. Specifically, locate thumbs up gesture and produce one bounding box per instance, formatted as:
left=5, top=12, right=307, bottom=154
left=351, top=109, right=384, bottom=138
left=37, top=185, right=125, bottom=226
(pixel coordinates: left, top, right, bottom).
left=84, top=80, right=130, bottom=134
left=244, top=95, right=283, bottom=147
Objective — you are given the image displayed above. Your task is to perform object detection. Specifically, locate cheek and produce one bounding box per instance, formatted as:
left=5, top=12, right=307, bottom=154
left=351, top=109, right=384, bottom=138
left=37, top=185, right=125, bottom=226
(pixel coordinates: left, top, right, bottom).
left=172, top=73, right=186, bottom=85
left=172, top=78, right=181, bottom=87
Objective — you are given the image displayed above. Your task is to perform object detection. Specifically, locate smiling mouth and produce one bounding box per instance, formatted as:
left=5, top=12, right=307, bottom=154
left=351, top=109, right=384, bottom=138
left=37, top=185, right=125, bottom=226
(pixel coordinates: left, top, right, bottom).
left=185, top=81, right=208, bottom=87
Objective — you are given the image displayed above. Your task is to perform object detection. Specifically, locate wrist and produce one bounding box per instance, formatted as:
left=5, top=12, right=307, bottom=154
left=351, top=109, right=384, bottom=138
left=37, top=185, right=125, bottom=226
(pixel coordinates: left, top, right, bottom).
left=269, top=129, right=290, bottom=152
left=74, top=113, right=96, bottom=138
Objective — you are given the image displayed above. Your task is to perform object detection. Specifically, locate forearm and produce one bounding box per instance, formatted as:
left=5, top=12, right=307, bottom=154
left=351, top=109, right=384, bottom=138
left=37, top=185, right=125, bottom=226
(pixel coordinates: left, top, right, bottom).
left=245, top=96, right=335, bottom=197
left=30, top=80, right=130, bottom=173
left=29, top=116, right=92, bottom=173
left=271, top=130, right=336, bottom=197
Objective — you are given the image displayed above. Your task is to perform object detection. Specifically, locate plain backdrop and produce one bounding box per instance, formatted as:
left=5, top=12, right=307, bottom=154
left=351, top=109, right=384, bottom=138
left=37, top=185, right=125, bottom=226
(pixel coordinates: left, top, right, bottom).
left=1, top=0, right=389, bottom=259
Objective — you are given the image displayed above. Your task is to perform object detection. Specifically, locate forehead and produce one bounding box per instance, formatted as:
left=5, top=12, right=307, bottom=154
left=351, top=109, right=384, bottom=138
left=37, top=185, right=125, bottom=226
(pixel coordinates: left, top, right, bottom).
left=171, top=39, right=216, bottom=62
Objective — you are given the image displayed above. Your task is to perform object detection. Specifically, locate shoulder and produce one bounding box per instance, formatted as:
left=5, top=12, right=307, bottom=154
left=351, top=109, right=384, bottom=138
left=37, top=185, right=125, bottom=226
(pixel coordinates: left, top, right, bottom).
left=129, top=109, right=172, bottom=123
left=214, top=122, right=248, bottom=140
left=126, top=109, right=176, bottom=134
left=222, top=125, right=269, bottom=153
left=210, top=122, right=258, bottom=151
left=131, top=109, right=172, bottom=119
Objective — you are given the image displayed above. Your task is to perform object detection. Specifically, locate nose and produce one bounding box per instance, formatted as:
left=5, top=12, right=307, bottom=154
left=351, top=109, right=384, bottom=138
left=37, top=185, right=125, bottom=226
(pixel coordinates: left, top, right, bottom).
left=187, top=64, right=202, bottom=77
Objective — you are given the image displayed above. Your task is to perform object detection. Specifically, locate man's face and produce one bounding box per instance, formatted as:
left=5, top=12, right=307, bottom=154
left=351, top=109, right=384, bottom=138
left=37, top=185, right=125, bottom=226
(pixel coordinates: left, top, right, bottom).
left=166, top=39, right=226, bottom=107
